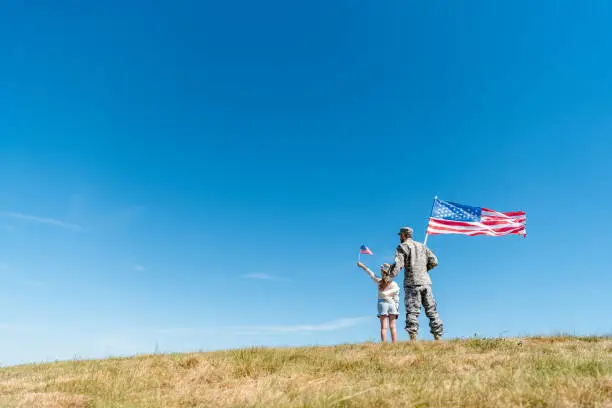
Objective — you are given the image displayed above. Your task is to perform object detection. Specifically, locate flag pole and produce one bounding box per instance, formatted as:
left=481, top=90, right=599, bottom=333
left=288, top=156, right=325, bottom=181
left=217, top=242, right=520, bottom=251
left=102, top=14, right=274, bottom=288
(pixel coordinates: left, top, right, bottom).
left=423, top=196, right=438, bottom=246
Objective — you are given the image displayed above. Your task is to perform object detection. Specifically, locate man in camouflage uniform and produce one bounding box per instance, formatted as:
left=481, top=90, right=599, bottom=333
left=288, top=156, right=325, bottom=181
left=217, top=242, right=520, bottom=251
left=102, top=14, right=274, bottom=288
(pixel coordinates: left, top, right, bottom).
left=383, top=227, right=443, bottom=340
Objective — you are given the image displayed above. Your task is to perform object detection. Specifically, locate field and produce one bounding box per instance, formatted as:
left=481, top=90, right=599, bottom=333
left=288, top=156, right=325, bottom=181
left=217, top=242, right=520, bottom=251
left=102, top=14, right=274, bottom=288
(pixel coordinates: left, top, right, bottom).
left=0, top=336, right=610, bottom=407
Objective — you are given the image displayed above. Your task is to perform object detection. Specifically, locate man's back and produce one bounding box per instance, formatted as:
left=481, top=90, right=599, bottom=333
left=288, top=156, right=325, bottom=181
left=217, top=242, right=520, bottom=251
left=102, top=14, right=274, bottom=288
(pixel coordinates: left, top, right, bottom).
left=396, top=239, right=438, bottom=286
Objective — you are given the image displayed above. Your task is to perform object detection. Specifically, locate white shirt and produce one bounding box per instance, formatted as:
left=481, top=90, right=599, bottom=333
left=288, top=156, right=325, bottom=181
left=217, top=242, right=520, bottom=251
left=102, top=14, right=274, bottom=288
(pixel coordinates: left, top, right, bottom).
left=362, top=267, right=400, bottom=305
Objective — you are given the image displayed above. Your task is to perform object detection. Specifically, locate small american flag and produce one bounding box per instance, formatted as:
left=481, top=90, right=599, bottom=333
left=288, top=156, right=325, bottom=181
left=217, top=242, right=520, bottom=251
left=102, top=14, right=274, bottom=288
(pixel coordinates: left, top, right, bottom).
left=427, top=199, right=527, bottom=237
left=359, top=245, right=373, bottom=255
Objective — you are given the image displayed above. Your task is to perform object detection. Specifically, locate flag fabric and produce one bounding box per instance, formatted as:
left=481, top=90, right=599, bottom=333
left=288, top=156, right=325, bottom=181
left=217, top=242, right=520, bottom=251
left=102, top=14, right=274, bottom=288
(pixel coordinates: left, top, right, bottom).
left=359, top=245, right=374, bottom=255
left=427, top=199, right=527, bottom=237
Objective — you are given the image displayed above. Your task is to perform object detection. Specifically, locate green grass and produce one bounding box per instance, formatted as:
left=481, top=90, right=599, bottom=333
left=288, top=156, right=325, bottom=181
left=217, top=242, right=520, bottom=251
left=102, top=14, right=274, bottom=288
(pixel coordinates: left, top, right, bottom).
left=0, top=336, right=610, bottom=407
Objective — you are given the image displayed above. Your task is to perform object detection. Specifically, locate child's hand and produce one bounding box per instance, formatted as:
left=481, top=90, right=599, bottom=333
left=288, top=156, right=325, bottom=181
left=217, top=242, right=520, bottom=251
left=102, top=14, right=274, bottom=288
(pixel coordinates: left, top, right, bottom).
left=357, top=261, right=366, bottom=269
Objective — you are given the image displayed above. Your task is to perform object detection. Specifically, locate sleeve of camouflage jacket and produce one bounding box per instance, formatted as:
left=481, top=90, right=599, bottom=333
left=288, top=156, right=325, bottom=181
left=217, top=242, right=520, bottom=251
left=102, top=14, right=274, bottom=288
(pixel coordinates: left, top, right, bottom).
left=426, top=247, right=438, bottom=271
left=384, top=246, right=404, bottom=283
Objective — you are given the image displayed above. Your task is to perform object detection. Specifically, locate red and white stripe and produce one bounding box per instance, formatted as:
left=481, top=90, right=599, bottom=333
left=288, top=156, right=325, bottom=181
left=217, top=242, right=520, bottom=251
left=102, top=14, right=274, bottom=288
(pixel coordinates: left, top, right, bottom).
left=427, top=208, right=527, bottom=237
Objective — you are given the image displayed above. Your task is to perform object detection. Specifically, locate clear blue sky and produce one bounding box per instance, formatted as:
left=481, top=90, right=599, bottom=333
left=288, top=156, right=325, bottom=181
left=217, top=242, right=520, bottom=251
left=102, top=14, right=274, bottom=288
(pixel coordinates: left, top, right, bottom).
left=1, top=0, right=611, bottom=366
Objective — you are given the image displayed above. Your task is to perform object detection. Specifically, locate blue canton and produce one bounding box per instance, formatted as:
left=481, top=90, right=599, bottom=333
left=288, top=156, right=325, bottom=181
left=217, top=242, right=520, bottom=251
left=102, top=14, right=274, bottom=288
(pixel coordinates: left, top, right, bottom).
left=431, top=199, right=482, bottom=222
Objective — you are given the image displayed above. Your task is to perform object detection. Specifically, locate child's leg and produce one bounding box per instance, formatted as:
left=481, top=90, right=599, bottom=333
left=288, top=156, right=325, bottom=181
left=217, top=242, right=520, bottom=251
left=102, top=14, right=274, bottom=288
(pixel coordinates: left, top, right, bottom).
left=389, top=316, right=398, bottom=343
left=379, top=316, right=388, bottom=343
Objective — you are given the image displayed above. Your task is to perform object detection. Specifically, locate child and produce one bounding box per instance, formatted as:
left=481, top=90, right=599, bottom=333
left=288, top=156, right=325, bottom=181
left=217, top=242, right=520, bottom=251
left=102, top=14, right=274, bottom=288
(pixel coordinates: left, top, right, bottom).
left=357, top=261, right=400, bottom=343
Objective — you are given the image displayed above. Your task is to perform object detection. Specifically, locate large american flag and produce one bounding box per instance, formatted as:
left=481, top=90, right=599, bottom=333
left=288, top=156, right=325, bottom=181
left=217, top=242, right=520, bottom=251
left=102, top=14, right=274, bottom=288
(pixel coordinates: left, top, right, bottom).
left=427, top=199, right=527, bottom=237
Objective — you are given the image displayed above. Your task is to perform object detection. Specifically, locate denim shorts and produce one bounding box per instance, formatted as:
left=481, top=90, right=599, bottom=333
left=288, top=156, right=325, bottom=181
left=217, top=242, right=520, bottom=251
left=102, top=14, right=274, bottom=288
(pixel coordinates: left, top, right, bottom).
left=377, top=299, right=399, bottom=318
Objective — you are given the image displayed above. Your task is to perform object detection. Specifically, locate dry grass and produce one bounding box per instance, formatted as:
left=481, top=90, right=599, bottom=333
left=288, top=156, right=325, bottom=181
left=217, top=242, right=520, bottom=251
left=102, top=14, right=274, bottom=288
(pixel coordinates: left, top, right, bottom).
left=0, top=336, right=610, bottom=407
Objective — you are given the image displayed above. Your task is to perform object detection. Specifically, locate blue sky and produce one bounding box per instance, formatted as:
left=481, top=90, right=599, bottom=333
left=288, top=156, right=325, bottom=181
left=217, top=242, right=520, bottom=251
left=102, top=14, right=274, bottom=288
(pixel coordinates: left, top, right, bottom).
left=1, top=0, right=611, bottom=366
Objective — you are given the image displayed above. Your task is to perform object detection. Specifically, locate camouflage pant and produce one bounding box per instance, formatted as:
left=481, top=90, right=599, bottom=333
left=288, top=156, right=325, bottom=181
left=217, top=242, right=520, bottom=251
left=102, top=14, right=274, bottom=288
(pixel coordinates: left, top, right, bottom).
left=405, top=285, right=443, bottom=336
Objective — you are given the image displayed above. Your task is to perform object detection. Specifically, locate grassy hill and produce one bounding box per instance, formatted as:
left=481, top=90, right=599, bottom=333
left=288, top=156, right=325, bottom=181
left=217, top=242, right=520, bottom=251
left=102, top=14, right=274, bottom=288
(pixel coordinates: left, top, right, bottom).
left=0, top=336, right=610, bottom=407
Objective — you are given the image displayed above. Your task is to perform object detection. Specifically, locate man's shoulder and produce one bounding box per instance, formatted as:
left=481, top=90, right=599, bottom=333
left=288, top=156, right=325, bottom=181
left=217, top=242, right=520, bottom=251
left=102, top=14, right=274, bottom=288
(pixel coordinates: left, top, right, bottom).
left=397, top=241, right=412, bottom=250
left=400, top=239, right=424, bottom=249
left=411, top=240, right=429, bottom=251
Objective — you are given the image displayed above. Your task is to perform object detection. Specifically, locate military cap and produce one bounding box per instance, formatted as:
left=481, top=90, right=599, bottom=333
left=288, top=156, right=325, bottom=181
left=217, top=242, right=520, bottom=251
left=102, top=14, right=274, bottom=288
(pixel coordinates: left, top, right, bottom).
left=398, top=226, right=413, bottom=236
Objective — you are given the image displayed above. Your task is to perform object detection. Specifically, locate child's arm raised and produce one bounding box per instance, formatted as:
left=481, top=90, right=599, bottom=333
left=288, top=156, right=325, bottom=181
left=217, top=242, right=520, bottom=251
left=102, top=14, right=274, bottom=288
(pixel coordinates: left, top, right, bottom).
left=357, top=261, right=381, bottom=284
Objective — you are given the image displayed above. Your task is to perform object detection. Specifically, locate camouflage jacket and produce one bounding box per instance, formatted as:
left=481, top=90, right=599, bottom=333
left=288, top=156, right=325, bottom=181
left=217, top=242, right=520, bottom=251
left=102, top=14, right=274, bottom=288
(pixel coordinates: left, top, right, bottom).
left=385, top=239, right=438, bottom=286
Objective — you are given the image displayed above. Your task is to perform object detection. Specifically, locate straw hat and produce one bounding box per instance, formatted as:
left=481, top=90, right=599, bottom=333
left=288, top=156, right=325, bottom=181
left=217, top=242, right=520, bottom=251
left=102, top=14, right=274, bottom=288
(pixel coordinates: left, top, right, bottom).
left=381, top=263, right=391, bottom=278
